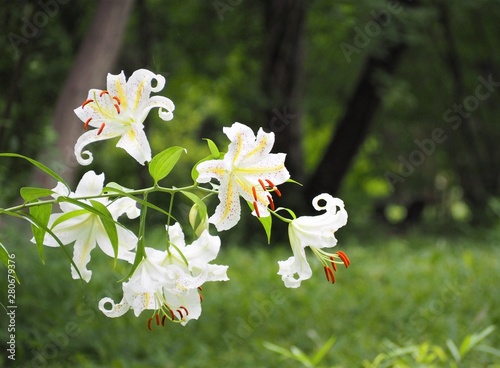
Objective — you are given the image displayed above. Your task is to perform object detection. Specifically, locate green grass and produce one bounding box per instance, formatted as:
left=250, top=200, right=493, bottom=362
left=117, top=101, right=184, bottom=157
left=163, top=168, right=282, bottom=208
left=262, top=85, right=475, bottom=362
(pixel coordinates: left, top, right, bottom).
left=1, top=223, right=500, bottom=367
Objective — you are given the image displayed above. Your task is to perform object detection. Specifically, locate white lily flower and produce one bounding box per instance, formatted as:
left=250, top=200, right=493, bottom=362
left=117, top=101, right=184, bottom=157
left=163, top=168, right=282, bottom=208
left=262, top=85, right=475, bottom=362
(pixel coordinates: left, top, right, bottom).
left=41, top=171, right=139, bottom=282
left=99, top=223, right=228, bottom=327
left=196, top=122, right=290, bottom=231
left=74, top=69, right=175, bottom=165
left=278, top=194, right=350, bottom=288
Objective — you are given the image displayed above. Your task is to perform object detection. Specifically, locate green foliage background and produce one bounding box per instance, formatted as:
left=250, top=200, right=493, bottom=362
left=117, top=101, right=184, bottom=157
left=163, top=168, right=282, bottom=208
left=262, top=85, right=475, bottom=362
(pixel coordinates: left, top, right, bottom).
left=1, top=0, right=500, bottom=366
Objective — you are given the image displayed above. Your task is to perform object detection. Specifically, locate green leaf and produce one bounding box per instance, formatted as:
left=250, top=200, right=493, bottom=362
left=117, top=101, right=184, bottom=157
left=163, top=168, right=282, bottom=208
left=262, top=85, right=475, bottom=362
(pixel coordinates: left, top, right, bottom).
left=50, top=209, right=88, bottom=229
left=203, top=138, right=220, bottom=158
left=0, top=153, right=69, bottom=191
left=29, top=203, right=53, bottom=263
left=247, top=201, right=272, bottom=243
left=90, top=200, right=119, bottom=262
left=11, top=210, right=83, bottom=280
left=148, top=146, right=185, bottom=183
left=20, top=187, right=54, bottom=202
left=0, top=242, right=10, bottom=268
left=311, top=336, right=336, bottom=365
left=460, top=325, right=496, bottom=357
left=0, top=241, right=19, bottom=284
left=446, top=339, right=461, bottom=362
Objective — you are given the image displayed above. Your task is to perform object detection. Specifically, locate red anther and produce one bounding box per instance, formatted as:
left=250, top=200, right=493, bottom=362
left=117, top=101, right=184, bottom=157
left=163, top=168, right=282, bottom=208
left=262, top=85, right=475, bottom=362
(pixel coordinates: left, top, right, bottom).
left=336, top=251, right=350, bottom=268
left=114, top=103, right=121, bottom=114
left=84, top=117, right=92, bottom=130
left=99, top=90, right=109, bottom=97
left=253, top=201, right=261, bottom=217
left=274, top=187, right=282, bottom=197
left=330, top=255, right=337, bottom=271
left=113, top=96, right=121, bottom=105
left=198, top=286, right=203, bottom=291
left=265, top=179, right=275, bottom=187
left=170, top=309, right=175, bottom=320
left=147, top=317, right=153, bottom=331
left=267, top=195, right=275, bottom=210
left=155, top=313, right=160, bottom=325
left=97, top=123, right=105, bottom=135
left=258, top=179, right=267, bottom=191
left=199, top=293, right=204, bottom=302
left=81, top=99, right=94, bottom=108
left=177, top=307, right=188, bottom=319
left=252, top=186, right=258, bottom=201
left=161, top=315, right=166, bottom=327
left=324, top=266, right=335, bottom=284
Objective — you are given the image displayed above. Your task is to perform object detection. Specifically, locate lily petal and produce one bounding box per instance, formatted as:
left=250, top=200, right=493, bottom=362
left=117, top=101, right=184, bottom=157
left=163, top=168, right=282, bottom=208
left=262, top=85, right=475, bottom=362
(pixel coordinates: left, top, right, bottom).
left=210, top=174, right=242, bottom=231
left=115, top=124, right=152, bottom=165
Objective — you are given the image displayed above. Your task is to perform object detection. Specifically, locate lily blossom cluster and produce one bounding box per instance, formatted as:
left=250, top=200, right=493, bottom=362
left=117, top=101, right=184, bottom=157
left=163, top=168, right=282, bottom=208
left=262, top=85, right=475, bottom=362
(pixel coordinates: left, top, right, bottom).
left=16, top=68, right=351, bottom=329
left=99, top=224, right=228, bottom=327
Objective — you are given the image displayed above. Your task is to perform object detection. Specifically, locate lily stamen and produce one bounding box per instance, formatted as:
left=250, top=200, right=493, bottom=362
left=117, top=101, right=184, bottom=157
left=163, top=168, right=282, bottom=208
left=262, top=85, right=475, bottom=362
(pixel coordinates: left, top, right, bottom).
left=258, top=179, right=267, bottom=191
left=330, top=255, right=337, bottom=272
left=324, top=266, right=335, bottom=284
left=114, top=103, right=121, bottom=114
left=81, top=99, right=94, bottom=108
left=267, top=195, right=275, bottom=210
left=97, top=123, right=105, bottom=135
left=336, top=251, right=350, bottom=268
left=253, top=201, right=261, bottom=217
left=252, top=186, right=258, bottom=201
left=84, top=117, right=92, bottom=130
left=99, top=90, right=109, bottom=97
left=112, top=96, right=121, bottom=104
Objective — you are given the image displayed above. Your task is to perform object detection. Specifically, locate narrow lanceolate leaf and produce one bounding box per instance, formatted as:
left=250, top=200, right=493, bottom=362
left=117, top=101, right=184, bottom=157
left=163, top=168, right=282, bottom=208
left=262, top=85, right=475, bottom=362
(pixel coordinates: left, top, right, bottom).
left=0, top=241, right=19, bottom=283
left=247, top=201, right=272, bottom=243
left=203, top=138, right=220, bottom=158
left=30, top=203, right=53, bottom=262
left=20, top=187, right=54, bottom=202
left=0, top=153, right=69, bottom=191
left=90, top=200, right=119, bottom=262
left=17, top=211, right=83, bottom=280
left=50, top=209, right=88, bottom=229
left=0, top=242, right=10, bottom=269
left=148, top=146, right=185, bottom=184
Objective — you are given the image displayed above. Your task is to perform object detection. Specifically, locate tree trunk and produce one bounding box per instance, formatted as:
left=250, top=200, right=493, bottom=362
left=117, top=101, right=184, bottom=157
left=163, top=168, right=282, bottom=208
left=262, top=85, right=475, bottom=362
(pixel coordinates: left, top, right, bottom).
left=304, top=1, right=419, bottom=202
left=306, top=43, right=407, bottom=201
left=35, top=0, right=135, bottom=187
left=260, top=0, right=307, bottom=210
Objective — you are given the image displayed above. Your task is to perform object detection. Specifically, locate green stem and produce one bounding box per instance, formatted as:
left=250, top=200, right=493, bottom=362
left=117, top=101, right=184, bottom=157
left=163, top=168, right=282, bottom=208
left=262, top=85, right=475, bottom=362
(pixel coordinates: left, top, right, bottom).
left=1, top=184, right=216, bottom=213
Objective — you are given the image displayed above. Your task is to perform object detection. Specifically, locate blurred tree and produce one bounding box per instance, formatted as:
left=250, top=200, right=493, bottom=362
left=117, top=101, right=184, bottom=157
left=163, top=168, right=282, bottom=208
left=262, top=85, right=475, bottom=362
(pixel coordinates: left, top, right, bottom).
left=35, top=0, right=135, bottom=187
left=305, top=0, right=417, bottom=204
left=260, top=0, right=308, bottom=210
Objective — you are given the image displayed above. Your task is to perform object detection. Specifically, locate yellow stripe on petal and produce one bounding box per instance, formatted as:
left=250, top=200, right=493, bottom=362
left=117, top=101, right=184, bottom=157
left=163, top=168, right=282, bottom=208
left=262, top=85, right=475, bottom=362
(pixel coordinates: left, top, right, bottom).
left=115, top=79, right=127, bottom=111
left=134, top=80, right=146, bottom=111
left=245, top=135, right=267, bottom=160
left=220, top=177, right=235, bottom=223
left=232, top=132, right=244, bottom=166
